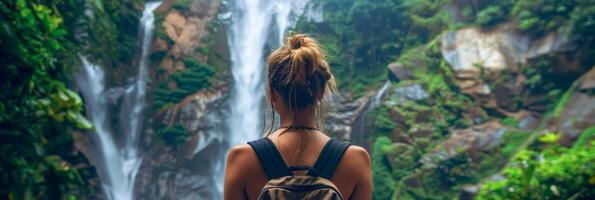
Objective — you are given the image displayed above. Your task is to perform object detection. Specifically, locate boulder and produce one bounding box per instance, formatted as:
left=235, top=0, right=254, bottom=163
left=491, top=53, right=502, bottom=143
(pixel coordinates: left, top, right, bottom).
left=441, top=23, right=573, bottom=72
left=421, top=121, right=507, bottom=165
left=493, top=79, right=523, bottom=112
left=395, top=83, right=429, bottom=101
left=441, top=22, right=574, bottom=96
left=136, top=85, right=229, bottom=200
left=388, top=62, right=414, bottom=81
left=387, top=83, right=429, bottom=106
left=553, top=67, right=595, bottom=146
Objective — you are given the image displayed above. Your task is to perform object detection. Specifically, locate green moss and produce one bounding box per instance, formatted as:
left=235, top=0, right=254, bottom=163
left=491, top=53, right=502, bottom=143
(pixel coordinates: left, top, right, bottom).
left=172, top=0, right=195, bottom=11
left=369, top=106, right=397, bottom=137
left=155, top=124, right=190, bottom=147
left=501, top=130, right=530, bottom=158
left=501, top=117, right=520, bottom=128
left=152, top=60, right=216, bottom=111
left=478, top=145, right=595, bottom=200
left=573, top=126, right=595, bottom=150
left=475, top=5, right=508, bottom=27
left=371, top=137, right=396, bottom=200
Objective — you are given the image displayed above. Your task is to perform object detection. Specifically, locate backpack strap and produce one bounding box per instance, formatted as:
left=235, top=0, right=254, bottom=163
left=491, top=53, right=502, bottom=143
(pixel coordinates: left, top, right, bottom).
left=247, top=138, right=291, bottom=180
left=308, top=139, right=351, bottom=179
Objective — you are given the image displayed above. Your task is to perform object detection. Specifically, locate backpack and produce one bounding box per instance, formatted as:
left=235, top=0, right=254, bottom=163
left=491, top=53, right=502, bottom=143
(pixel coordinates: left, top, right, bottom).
left=248, top=138, right=351, bottom=200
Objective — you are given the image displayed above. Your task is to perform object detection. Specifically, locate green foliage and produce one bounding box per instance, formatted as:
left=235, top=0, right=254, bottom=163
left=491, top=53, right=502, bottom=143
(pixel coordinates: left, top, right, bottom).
left=511, top=0, right=575, bottom=33
left=81, top=0, right=144, bottom=83
left=402, top=0, right=452, bottom=38
left=295, top=0, right=414, bottom=96
left=35, top=86, right=93, bottom=129
left=475, top=5, right=507, bottom=27
left=0, top=0, right=94, bottom=198
left=298, top=1, right=595, bottom=200
left=501, top=117, right=520, bottom=128
left=521, top=54, right=578, bottom=113
left=573, top=126, right=595, bottom=150
left=434, top=153, right=478, bottom=187
left=175, top=60, right=216, bottom=92
left=372, top=137, right=396, bottom=200
left=369, top=106, right=396, bottom=137
left=501, top=131, right=530, bottom=158
left=538, top=132, right=560, bottom=144
left=477, top=145, right=595, bottom=200
left=155, top=124, right=190, bottom=147
left=172, top=0, right=194, bottom=11
left=394, top=41, right=478, bottom=130
left=153, top=60, right=216, bottom=110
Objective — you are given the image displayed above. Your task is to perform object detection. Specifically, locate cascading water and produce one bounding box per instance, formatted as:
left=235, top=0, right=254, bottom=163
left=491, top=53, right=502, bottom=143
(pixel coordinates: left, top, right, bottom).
left=351, top=81, right=391, bottom=149
left=222, top=0, right=309, bottom=193
left=226, top=0, right=310, bottom=154
left=77, top=2, right=161, bottom=200
left=372, top=81, right=391, bottom=107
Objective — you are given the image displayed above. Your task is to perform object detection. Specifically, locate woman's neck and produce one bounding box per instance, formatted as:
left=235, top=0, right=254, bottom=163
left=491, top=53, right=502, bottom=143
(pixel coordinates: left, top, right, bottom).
left=278, top=106, right=317, bottom=129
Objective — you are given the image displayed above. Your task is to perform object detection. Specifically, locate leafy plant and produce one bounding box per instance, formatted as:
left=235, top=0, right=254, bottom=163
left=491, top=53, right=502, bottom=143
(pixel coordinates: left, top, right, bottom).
left=153, top=59, right=216, bottom=110
left=477, top=145, right=595, bottom=200
left=0, top=0, right=95, bottom=198
left=372, top=137, right=397, bottom=200
left=155, top=124, right=190, bottom=147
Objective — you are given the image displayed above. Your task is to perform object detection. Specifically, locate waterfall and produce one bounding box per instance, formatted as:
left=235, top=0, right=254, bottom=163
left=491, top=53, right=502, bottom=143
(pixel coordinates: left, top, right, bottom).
left=222, top=0, right=310, bottom=193
left=371, top=81, right=391, bottom=107
left=226, top=0, right=309, bottom=153
left=77, top=2, right=161, bottom=200
left=351, top=81, right=391, bottom=149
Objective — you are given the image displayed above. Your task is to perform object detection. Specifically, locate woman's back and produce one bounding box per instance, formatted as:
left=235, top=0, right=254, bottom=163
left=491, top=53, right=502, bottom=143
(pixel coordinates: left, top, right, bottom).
left=224, top=34, right=372, bottom=199
left=224, top=129, right=372, bottom=200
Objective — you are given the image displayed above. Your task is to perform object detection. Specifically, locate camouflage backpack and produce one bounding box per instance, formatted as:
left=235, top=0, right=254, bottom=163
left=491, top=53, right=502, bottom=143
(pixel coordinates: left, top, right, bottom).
left=248, top=138, right=351, bottom=200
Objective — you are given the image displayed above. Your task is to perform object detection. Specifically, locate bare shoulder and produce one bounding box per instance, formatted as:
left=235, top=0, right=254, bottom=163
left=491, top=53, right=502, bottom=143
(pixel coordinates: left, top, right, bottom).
left=336, top=145, right=371, bottom=175
left=226, top=144, right=256, bottom=164
left=344, top=145, right=371, bottom=165
left=225, top=144, right=264, bottom=182
left=333, top=145, right=372, bottom=197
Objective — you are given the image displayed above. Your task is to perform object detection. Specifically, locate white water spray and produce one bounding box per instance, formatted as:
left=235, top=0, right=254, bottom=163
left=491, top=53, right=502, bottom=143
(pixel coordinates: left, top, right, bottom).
left=222, top=0, right=310, bottom=194
left=77, top=2, right=161, bottom=200
left=371, top=81, right=391, bottom=107
left=226, top=0, right=310, bottom=150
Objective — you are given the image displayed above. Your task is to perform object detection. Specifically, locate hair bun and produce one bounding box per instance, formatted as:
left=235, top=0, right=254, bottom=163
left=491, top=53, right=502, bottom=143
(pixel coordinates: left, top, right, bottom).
left=289, top=34, right=307, bottom=49
left=266, top=33, right=337, bottom=110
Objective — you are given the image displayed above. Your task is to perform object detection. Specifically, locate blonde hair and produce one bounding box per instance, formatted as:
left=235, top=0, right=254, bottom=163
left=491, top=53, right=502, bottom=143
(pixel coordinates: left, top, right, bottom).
left=264, top=34, right=336, bottom=136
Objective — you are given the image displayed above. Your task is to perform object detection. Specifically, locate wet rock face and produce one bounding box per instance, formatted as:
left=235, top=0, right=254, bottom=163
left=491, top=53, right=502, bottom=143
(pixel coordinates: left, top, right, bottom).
left=325, top=95, right=371, bottom=141
left=134, top=0, right=228, bottom=199
left=392, top=83, right=429, bottom=103
left=421, top=121, right=507, bottom=166
left=388, top=62, right=414, bottom=81
left=441, top=23, right=574, bottom=72
left=440, top=22, right=575, bottom=96
left=155, top=0, right=221, bottom=75
left=552, top=67, right=595, bottom=146
left=136, top=86, right=229, bottom=200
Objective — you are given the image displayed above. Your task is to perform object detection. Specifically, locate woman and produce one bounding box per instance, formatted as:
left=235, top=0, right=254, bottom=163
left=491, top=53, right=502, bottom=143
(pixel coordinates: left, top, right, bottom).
left=224, top=34, right=372, bottom=200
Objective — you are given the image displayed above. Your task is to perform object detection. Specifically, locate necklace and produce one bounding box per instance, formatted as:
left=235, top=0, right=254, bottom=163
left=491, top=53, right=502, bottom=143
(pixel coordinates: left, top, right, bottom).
left=279, top=125, right=319, bottom=131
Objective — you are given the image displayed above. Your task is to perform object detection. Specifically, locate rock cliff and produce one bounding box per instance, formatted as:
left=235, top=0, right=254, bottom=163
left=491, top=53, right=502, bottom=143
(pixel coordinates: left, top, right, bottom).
left=133, top=0, right=230, bottom=199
